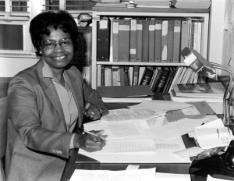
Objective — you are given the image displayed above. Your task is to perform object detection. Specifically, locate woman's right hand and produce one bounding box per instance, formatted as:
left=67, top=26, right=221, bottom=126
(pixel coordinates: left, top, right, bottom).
left=74, top=130, right=106, bottom=152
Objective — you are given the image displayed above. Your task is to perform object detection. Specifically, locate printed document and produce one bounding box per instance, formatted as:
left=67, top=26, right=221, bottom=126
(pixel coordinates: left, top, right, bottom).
left=70, top=169, right=191, bottom=181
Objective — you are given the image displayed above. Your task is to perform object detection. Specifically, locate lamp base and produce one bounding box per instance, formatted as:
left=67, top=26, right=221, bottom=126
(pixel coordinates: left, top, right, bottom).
left=190, top=154, right=234, bottom=178
left=190, top=141, right=234, bottom=178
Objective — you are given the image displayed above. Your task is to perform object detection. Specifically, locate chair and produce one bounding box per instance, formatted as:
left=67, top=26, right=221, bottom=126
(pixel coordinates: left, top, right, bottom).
left=0, top=97, right=8, bottom=181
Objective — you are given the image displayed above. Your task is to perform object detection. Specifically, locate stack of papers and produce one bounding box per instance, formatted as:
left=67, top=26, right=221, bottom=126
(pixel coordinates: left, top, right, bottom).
left=190, top=118, right=233, bottom=149
left=79, top=100, right=219, bottom=163
left=170, top=82, right=225, bottom=102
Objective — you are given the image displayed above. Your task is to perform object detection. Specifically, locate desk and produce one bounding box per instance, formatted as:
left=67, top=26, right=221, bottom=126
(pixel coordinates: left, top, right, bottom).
left=61, top=101, right=222, bottom=181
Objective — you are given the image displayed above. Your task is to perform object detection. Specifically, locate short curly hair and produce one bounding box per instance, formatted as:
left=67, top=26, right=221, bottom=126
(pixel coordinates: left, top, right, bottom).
left=29, top=10, right=81, bottom=57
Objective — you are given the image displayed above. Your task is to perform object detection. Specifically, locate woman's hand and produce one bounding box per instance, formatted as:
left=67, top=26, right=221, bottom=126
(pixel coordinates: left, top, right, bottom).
left=83, top=102, right=108, bottom=121
left=74, top=130, right=107, bottom=152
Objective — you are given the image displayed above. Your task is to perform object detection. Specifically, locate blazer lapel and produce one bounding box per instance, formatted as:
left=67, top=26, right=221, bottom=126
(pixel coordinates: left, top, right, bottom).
left=36, top=61, right=67, bottom=131
left=65, top=70, right=84, bottom=129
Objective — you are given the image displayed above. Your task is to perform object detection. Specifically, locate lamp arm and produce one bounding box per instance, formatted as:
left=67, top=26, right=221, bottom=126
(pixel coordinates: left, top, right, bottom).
left=203, top=62, right=234, bottom=126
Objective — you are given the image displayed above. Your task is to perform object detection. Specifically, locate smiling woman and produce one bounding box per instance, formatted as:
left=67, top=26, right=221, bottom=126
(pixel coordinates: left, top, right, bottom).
left=5, top=10, right=108, bottom=181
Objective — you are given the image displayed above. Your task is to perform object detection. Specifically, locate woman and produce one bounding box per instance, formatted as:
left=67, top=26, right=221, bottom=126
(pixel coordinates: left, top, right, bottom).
left=6, top=10, right=108, bottom=181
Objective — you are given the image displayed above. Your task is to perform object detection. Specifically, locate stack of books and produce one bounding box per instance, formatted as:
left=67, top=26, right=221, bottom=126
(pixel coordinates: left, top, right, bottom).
left=170, top=82, right=225, bottom=102
left=174, top=0, right=211, bottom=9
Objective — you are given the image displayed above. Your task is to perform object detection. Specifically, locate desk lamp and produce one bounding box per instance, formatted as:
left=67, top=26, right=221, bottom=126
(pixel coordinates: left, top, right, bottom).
left=181, top=47, right=234, bottom=127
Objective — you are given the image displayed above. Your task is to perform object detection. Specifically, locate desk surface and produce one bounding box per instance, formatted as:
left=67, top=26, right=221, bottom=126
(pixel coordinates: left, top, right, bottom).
left=61, top=101, right=223, bottom=181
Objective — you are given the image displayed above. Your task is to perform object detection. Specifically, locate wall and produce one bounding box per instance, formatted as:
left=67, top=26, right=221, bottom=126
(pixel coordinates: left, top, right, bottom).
left=0, top=57, right=38, bottom=77
left=209, top=0, right=233, bottom=66
left=232, top=0, right=234, bottom=65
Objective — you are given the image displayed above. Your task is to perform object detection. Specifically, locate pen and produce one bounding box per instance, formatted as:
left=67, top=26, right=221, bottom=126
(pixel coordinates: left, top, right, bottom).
left=85, top=131, right=105, bottom=142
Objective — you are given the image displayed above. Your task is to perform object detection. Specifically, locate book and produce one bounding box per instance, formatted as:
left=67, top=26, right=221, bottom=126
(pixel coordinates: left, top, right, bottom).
left=162, top=67, right=177, bottom=94
left=168, top=66, right=182, bottom=93
left=148, top=18, right=155, bottom=62
left=138, top=66, right=146, bottom=85
left=154, top=66, right=171, bottom=93
left=136, top=19, right=143, bottom=62
left=173, top=19, right=181, bottom=62
left=174, top=0, right=211, bottom=9
left=172, top=82, right=225, bottom=98
left=111, top=66, right=121, bottom=86
left=180, top=19, right=190, bottom=61
left=150, top=67, right=163, bottom=92
left=161, top=19, right=168, bottom=62
left=97, top=18, right=110, bottom=61
left=167, top=19, right=174, bottom=62
left=132, top=66, right=140, bottom=86
left=154, top=19, right=162, bottom=62
left=112, top=18, right=119, bottom=62
left=96, top=85, right=154, bottom=98
left=119, top=66, right=130, bottom=86
left=118, top=18, right=130, bottom=61
left=142, top=18, right=149, bottom=62
left=130, top=18, right=137, bottom=62
left=140, top=67, right=154, bottom=86
left=104, top=66, right=112, bottom=86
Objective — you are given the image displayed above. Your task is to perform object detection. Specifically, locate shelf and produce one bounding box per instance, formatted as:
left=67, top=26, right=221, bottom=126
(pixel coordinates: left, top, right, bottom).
left=96, top=61, right=186, bottom=66
left=91, top=7, right=210, bottom=94
left=93, top=7, right=210, bottom=14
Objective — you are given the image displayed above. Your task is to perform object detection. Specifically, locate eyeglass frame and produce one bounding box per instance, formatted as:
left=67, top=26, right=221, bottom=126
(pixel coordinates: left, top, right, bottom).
left=41, top=38, right=73, bottom=51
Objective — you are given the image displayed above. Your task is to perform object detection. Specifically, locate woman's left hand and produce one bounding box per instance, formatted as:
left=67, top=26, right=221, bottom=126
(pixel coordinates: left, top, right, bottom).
left=83, top=102, right=103, bottom=120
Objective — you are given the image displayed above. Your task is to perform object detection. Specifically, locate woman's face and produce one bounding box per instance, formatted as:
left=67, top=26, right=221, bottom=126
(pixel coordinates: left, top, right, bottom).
left=41, top=27, right=74, bottom=72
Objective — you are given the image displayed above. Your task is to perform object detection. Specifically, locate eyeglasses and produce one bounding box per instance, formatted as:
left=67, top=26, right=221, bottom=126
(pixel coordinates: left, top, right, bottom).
left=41, top=38, right=72, bottom=51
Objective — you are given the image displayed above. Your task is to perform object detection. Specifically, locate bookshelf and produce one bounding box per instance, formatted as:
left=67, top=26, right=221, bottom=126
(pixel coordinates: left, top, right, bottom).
left=90, top=7, right=210, bottom=96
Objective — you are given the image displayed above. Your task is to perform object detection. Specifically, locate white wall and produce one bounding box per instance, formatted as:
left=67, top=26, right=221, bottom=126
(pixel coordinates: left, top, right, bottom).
left=232, top=0, right=234, bottom=66
left=0, top=57, right=38, bottom=77
left=209, top=0, right=233, bottom=66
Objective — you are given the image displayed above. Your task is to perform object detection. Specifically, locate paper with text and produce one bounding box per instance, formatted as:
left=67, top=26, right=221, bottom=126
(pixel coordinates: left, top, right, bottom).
left=70, top=168, right=157, bottom=181
left=70, top=169, right=191, bottom=181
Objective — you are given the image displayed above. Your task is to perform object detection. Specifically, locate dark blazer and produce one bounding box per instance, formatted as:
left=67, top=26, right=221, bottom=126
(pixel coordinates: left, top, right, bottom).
left=5, top=60, right=106, bottom=181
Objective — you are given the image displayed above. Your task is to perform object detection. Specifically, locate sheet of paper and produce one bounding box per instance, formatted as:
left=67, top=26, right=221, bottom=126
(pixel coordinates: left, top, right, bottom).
left=70, top=169, right=191, bottom=181
left=100, top=107, right=165, bottom=122
left=84, top=115, right=166, bottom=140
left=79, top=136, right=189, bottom=163
left=129, top=100, right=193, bottom=112
left=207, top=175, right=233, bottom=181
left=70, top=168, right=157, bottom=181
left=190, top=118, right=233, bottom=149
left=155, top=172, right=190, bottom=181
left=78, top=150, right=191, bottom=163
left=195, top=127, right=233, bottom=149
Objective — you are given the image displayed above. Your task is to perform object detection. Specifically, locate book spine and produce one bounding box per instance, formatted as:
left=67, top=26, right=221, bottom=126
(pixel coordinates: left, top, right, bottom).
left=150, top=67, right=163, bottom=92
left=118, top=18, right=130, bottom=62
left=154, top=66, right=170, bottom=93
left=136, top=19, right=143, bottom=62
left=142, top=18, right=149, bottom=62
left=167, top=19, right=174, bottom=62
left=130, top=18, right=137, bottom=62
left=97, top=64, right=102, bottom=87
left=154, top=19, right=162, bottom=62
left=138, top=66, right=146, bottom=85
left=173, top=19, right=181, bottom=62
left=161, top=19, right=168, bottom=62
left=104, top=66, right=112, bottom=86
left=148, top=18, right=155, bottom=62
left=180, top=19, right=190, bottom=62
left=112, top=66, right=121, bottom=86
left=132, top=66, right=139, bottom=86
left=97, top=18, right=110, bottom=61
left=112, top=18, right=119, bottom=62
left=140, top=67, right=154, bottom=85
